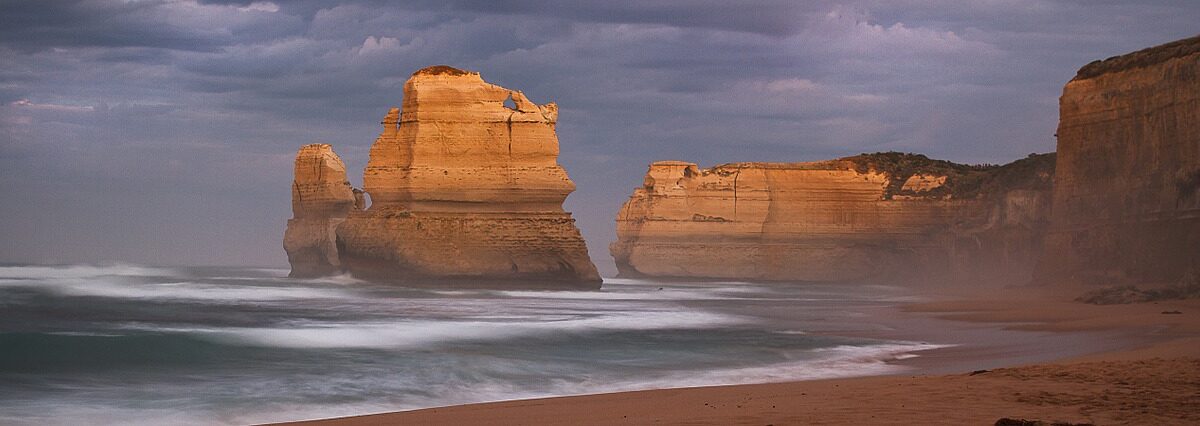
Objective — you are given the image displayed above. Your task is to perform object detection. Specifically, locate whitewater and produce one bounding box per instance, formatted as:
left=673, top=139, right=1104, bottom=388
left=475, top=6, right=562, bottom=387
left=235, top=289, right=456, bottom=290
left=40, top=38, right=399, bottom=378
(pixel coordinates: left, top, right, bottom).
left=0, top=263, right=945, bottom=425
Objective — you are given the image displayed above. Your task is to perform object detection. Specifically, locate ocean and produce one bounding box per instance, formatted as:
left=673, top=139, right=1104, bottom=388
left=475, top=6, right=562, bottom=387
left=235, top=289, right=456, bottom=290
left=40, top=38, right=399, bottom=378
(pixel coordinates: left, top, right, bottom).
left=0, top=264, right=947, bottom=425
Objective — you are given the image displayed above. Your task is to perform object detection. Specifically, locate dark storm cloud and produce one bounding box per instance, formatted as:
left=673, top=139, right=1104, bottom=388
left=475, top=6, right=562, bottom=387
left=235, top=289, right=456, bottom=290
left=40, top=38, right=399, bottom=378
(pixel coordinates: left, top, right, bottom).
left=0, top=0, right=1197, bottom=271
left=0, top=0, right=304, bottom=52
left=387, top=0, right=817, bottom=36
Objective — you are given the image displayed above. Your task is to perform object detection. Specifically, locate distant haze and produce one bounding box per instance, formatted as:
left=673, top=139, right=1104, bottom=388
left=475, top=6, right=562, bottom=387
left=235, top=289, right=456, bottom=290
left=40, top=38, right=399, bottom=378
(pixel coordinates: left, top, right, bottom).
left=1, top=1, right=1197, bottom=276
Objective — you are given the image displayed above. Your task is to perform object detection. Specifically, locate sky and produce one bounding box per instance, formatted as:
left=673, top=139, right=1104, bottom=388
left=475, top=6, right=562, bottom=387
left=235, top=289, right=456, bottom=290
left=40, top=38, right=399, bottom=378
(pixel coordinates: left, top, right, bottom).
left=1, top=0, right=1197, bottom=274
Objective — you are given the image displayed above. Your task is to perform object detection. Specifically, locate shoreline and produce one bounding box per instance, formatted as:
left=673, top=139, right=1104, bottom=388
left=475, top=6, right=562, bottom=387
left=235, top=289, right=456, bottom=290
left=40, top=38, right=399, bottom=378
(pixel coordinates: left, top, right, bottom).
left=272, top=293, right=1200, bottom=426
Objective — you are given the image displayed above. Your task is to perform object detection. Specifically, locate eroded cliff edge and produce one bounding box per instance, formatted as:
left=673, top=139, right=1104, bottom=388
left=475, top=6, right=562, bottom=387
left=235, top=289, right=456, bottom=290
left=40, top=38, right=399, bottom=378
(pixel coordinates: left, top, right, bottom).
left=332, top=66, right=600, bottom=287
left=284, top=144, right=358, bottom=278
left=1037, top=35, right=1200, bottom=287
left=611, top=153, right=1055, bottom=285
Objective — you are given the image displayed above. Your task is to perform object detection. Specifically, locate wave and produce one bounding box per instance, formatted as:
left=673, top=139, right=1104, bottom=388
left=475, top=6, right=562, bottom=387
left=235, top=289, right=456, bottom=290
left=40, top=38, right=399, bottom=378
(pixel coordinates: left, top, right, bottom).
left=424, top=281, right=788, bottom=302
left=0, top=263, right=950, bottom=426
left=295, top=273, right=365, bottom=286
left=600, top=342, right=950, bottom=390
left=495, top=287, right=766, bottom=301
left=0, top=334, right=947, bottom=426
left=247, top=267, right=291, bottom=276
left=0, top=262, right=371, bottom=302
left=235, top=342, right=948, bottom=425
left=0, top=278, right=355, bottom=301
left=0, top=405, right=211, bottom=426
left=598, top=278, right=922, bottom=303
left=158, top=310, right=747, bottom=349
left=497, top=279, right=827, bottom=302
left=601, top=277, right=757, bottom=286
left=0, top=263, right=177, bottom=280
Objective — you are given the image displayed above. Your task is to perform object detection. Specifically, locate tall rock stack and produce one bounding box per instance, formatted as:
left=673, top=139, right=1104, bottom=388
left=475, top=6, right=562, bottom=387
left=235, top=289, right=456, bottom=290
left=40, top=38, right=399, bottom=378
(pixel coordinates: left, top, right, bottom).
left=611, top=153, right=1055, bottom=285
left=1038, top=36, right=1200, bottom=286
left=284, top=144, right=357, bottom=278
left=335, top=66, right=600, bottom=287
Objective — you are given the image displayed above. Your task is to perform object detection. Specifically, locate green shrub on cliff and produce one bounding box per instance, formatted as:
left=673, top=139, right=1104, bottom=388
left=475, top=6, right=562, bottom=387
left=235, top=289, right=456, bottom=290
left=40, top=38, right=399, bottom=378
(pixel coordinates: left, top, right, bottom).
left=842, top=152, right=1055, bottom=200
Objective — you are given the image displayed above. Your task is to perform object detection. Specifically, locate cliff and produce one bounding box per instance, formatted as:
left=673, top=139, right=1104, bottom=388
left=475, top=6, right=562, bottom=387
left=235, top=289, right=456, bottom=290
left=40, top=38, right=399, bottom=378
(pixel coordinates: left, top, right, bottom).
left=283, top=144, right=357, bottom=278
left=334, top=66, right=600, bottom=287
left=611, top=153, right=1055, bottom=285
left=1037, top=35, right=1200, bottom=287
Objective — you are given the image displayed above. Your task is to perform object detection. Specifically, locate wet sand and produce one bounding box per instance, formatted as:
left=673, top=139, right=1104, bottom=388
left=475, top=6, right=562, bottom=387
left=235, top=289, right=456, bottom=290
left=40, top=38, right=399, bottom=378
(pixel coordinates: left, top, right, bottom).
left=274, top=295, right=1200, bottom=426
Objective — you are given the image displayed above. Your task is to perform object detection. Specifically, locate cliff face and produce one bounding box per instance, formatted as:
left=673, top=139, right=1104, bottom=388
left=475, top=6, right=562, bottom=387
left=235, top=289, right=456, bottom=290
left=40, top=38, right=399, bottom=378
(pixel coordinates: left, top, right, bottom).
left=1038, top=36, right=1200, bottom=286
left=611, top=154, right=1054, bottom=285
left=335, top=66, right=600, bottom=286
left=284, top=144, right=357, bottom=278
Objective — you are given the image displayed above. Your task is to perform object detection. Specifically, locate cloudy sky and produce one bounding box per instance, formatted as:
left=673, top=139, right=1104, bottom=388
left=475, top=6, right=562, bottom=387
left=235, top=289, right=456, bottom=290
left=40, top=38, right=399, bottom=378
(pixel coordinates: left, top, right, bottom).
left=1, top=0, right=1196, bottom=274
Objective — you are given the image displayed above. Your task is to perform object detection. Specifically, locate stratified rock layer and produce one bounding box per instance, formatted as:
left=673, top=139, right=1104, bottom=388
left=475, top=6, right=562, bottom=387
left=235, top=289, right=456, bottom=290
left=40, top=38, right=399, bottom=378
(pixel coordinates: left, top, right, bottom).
left=336, top=66, right=600, bottom=287
left=284, top=144, right=356, bottom=277
left=1037, top=36, right=1200, bottom=286
left=611, top=153, right=1055, bottom=285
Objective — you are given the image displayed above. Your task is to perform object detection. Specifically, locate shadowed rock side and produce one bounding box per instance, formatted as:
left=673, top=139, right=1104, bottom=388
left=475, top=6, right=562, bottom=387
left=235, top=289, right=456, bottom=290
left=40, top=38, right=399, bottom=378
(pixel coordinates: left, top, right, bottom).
left=611, top=153, right=1055, bottom=285
left=1037, top=35, right=1200, bottom=287
left=335, top=66, right=600, bottom=287
left=284, top=144, right=357, bottom=278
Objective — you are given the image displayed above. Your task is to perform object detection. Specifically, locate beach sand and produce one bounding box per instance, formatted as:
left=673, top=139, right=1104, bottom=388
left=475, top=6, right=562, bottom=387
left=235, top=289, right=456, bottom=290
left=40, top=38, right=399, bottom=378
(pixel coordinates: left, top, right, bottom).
left=274, top=294, right=1200, bottom=426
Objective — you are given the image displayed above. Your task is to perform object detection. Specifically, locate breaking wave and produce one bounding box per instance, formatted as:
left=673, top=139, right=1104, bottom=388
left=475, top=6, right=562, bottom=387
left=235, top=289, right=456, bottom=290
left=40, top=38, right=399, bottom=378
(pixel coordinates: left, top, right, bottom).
left=166, top=310, right=746, bottom=349
left=0, top=263, right=952, bottom=426
left=0, top=264, right=356, bottom=301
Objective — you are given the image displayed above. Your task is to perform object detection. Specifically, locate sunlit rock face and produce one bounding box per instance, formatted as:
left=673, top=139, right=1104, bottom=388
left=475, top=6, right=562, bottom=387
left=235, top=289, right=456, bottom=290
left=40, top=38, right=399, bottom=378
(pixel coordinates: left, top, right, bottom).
left=1038, top=36, right=1200, bottom=286
left=611, top=153, right=1055, bottom=285
left=284, top=144, right=357, bottom=278
left=335, top=66, right=600, bottom=287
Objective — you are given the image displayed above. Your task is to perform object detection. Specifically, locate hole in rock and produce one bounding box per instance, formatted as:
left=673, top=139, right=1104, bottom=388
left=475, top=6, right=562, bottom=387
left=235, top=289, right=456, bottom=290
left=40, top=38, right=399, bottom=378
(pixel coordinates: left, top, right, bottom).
left=503, top=93, right=517, bottom=110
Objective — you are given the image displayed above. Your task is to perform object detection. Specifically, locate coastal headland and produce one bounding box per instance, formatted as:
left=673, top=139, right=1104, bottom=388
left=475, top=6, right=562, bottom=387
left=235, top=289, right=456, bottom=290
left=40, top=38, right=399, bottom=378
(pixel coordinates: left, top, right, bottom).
left=274, top=34, right=1200, bottom=426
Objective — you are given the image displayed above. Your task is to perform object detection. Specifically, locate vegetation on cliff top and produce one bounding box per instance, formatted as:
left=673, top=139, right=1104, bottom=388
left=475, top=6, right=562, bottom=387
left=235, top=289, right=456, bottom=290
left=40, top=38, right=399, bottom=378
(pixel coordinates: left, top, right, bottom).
left=1074, top=34, right=1200, bottom=81
left=844, top=152, right=1056, bottom=200
left=413, top=65, right=472, bottom=76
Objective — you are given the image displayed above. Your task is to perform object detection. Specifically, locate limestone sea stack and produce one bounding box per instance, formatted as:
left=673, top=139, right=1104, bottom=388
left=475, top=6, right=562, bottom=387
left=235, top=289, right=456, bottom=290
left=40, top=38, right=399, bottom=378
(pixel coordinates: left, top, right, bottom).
left=611, top=153, right=1055, bottom=285
left=283, top=144, right=357, bottom=278
left=1037, top=35, right=1200, bottom=287
left=334, top=66, right=601, bottom=287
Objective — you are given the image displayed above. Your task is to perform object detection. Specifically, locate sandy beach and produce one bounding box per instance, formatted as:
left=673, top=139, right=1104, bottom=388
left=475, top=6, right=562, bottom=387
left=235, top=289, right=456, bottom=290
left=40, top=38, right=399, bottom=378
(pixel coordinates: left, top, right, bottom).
left=275, top=294, right=1200, bottom=426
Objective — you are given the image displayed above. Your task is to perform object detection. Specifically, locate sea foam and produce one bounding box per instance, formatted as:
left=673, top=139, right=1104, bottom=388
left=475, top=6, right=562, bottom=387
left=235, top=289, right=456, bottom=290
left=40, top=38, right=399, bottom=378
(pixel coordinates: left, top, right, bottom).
left=166, top=310, right=747, bottom=349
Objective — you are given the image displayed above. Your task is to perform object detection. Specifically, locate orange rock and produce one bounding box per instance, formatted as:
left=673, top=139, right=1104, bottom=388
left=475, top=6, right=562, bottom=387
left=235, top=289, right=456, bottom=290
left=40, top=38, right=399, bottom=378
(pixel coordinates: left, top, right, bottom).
left=611, top=154, right=1054, bottom=285
left=284, top=144, right=356, bottom=278
left=336, top=66, right=600, bottom=287
left=901, top=174, right=947, bottom=194
left=1038, top=35, right=1200, bottom=287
